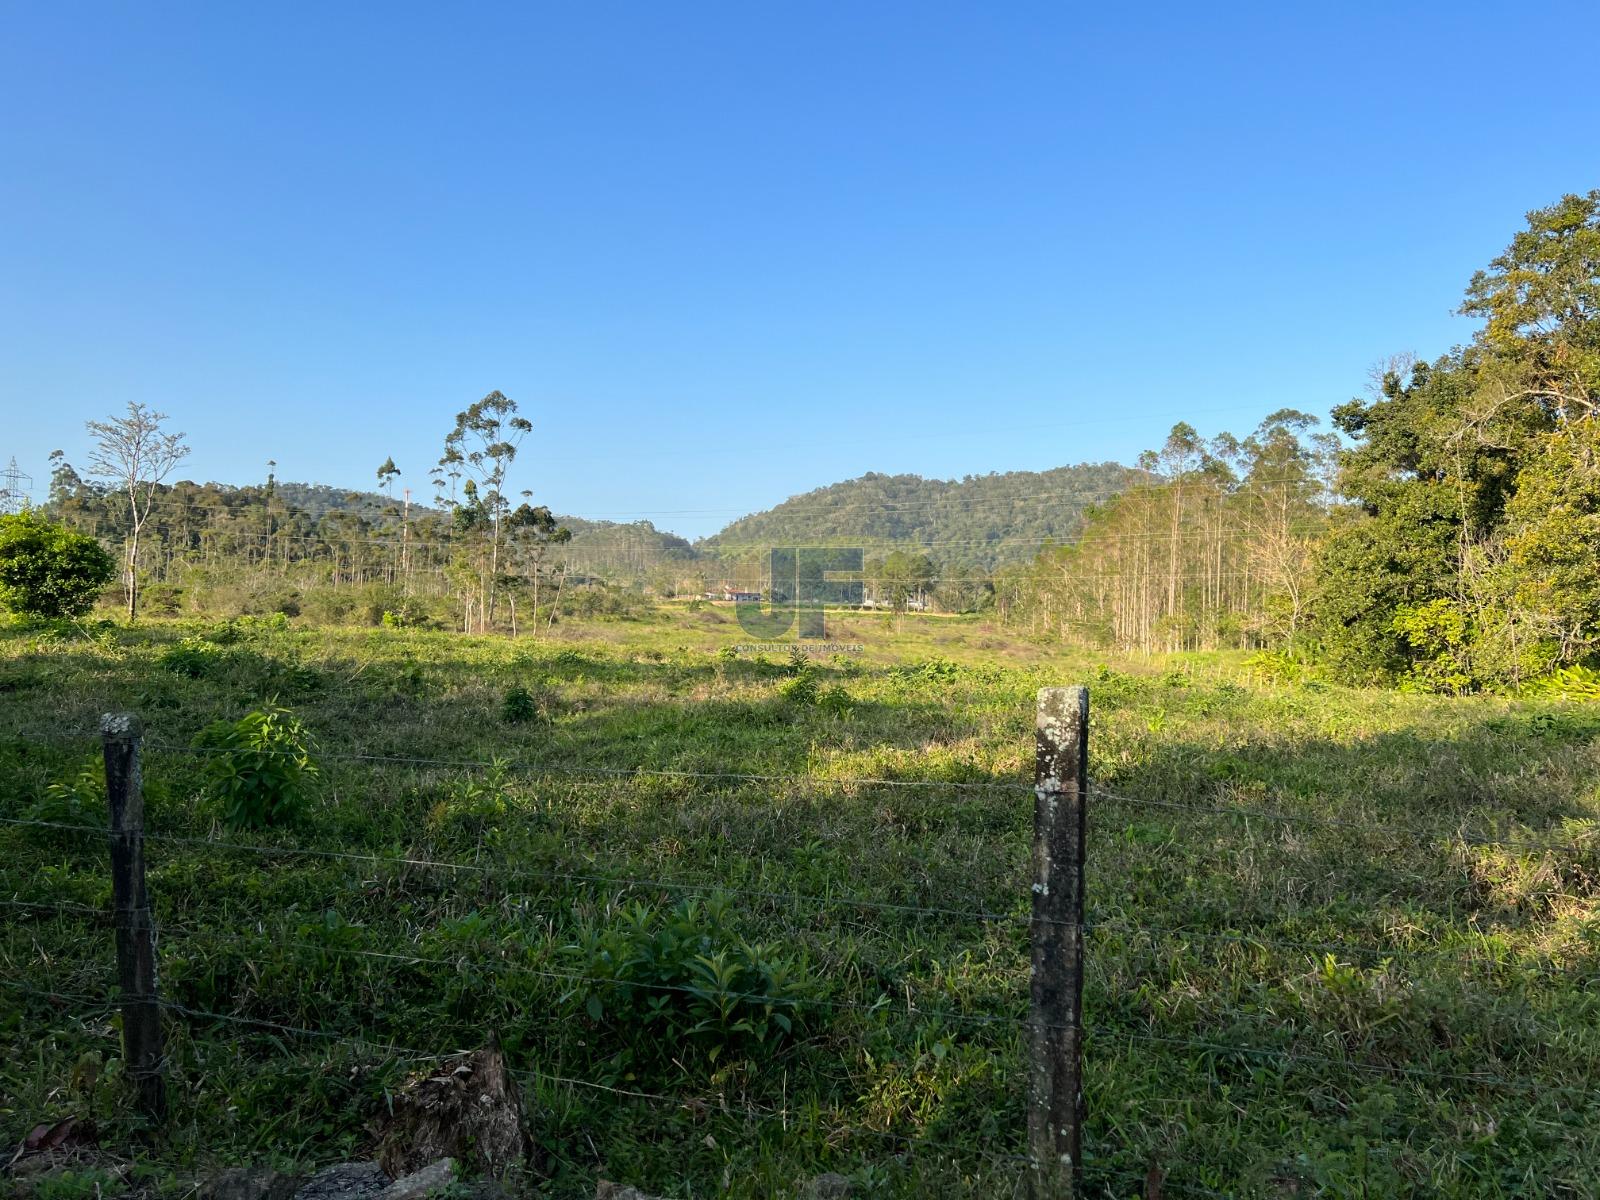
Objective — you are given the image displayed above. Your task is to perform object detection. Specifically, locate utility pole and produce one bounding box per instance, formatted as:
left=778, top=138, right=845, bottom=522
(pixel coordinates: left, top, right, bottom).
left=402, top=486, right=412, bottom=596
left=0, top=457, right=33, bottom=513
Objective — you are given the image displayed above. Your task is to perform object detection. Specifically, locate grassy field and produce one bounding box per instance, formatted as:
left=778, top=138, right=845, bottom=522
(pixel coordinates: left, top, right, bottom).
left=3, top=605, right=1599, bottom=1198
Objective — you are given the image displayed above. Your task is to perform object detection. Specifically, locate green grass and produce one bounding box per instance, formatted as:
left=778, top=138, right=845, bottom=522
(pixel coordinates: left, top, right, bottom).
left=2, top=607, right=1599, bottom=1197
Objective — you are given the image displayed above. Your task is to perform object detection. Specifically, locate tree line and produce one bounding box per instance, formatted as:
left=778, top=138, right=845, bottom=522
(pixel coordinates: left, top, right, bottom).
left=1002, top=188, right=1600, bottom=693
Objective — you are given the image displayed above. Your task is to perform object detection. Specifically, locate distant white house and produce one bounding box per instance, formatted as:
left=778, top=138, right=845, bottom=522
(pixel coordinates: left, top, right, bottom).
left=859, top=590, right=929, bottom=611
left=703, top=586, right=762, bottom=602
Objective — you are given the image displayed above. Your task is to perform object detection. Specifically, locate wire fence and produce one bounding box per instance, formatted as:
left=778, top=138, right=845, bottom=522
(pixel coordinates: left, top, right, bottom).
left=4, top=704, right=1598, bottom=1198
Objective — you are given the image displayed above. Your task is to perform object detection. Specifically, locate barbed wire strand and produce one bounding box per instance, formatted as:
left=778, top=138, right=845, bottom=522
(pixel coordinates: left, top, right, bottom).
left=8, top=810, right=1599, bottom=975
left=2, top=972, right=1568, bottom=1098
left=1089, top=786, right=1600, bottom=854
left=9, top=726, right=1595, bottom=857
left=0, top=978, right=1009, bottom=1162
left=6, top=888, right=1587, bottom=990
left=0, top=816, right=1034, bottom=929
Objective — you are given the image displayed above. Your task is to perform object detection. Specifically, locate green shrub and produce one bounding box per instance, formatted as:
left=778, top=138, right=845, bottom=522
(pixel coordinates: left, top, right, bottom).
left=141, top=583, right=186, bottom=616
left=1245, top=648, right=1306, bottom=684
left=160, top=636, right=229, bottom=678
left=1391, top=599, right=1475, bottom=694
left=25, top=760, right=104, bottom=836
left=502, top=684, right=549, bottom=724
left=1526, top=664, right=1600, bottom=701
left=0, top=511, right=117, bottom=619
left=237, top=612, right=291, bottom=633
left=779, top=670, right=819, bottom=706
left=559, top=584, right=645, bottom=620
left=298, top=588, right=358, bottom=626
left=379, top=597, right=430, bottom=629
left=892, top=657, right=960, bottom=684
left=194, top=704, right=319, bottom=829
left=817, top=684, right=854, bottom=716
left=567, top=894, right=807, bottom=1063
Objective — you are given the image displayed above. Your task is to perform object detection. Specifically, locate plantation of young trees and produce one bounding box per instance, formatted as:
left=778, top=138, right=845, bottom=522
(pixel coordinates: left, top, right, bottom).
left=998, top=411, right=1333, bottom=653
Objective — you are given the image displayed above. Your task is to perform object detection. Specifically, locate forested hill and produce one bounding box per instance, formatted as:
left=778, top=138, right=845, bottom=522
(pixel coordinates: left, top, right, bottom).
left=279, top=466, right=1148, bottom=573
left=697, top=463, right=1144, bottom=571
left=49, top=462, right=1146, bottom=584
left=272, top=484, right=695, bottom=576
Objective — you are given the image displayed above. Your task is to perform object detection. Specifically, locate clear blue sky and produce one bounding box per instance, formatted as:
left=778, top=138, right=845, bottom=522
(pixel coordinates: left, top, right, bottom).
left=3, top=2, right=1597, bottom=538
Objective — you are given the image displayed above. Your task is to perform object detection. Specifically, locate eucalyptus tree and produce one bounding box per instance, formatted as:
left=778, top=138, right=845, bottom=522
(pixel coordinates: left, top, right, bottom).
left=437, top=392, right=534, bottom=632
left=85, top=403, right=190, bottom=619
left=503, top=499, right=571, bottom=636
left=376, top=456, right=402, bottom=582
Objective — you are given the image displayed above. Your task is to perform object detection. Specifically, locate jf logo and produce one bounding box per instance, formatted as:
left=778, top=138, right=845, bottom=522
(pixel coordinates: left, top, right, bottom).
left=736, top=548, right=863, bottom=639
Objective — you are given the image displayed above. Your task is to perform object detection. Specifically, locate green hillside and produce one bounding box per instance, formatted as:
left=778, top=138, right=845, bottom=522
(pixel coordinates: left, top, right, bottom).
left=698, top=463, right=1144, bottom=571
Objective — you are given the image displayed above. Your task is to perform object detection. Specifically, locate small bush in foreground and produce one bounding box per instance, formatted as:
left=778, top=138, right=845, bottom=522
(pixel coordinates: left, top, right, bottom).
left=501, top=684, right=551, bottom=724
left=567, top=894, right=807, bottom=1064
left=779, top=669, right=819, bottom=706
left=818, top=683, right=854, bottom=716
left=195, top=703, right=319, bottom=829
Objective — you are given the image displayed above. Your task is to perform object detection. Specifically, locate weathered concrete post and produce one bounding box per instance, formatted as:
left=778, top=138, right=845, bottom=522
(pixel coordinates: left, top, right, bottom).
left=103, top=712, right=166, bottom=1120
left=1028, top=687, right=1088, bottom=1198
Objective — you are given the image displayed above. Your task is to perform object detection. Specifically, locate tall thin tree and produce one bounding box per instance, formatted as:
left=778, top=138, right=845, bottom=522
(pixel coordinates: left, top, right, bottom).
left=85, top=403, right=190, bottom=620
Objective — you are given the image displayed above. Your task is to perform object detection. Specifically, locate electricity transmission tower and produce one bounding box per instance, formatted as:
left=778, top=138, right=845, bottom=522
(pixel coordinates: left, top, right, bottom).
left=0, top=457, right=32, bottom=513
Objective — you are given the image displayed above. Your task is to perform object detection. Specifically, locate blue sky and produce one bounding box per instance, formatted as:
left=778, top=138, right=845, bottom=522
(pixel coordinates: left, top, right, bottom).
left=2, top=2, right=1597, bottom=538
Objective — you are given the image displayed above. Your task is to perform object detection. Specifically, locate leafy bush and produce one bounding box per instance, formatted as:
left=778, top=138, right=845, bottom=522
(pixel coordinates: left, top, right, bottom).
left=238, top=612, right=291, bottom=633
left=142, top=583, right=186, bottom=616
left=567, top=894, right=807, bottom=1063
left=24, top=760, right=104, bottom=835
left=298, top=588, right=358, bottom=626
left=379, top=597, right=430, bottom=629
left=817, top=684, right=854, bottom=716
left=0, top=511, right=117, bottom=619
left=779, top=669, right=819, bottom=706
left=1088, top=665, right=1140, bottom=705
left=559, top=584, right=645, bottom=620
left=1526, top=664, right=1600, bottom=701
left=194, top=704, right=319, bottom=828
left=502, top=684, right=554, bottom=725
left=1391, top=599, right=1475, bottom=694
left=892, top=657, right=960, bottom=684
left=1244, top=648, right=1306, bottom=684
left=161, top=636, right=230, bottom=678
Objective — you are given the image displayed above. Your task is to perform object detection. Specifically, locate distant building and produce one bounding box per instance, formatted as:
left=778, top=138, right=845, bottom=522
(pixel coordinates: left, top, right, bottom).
left=703, top=586, right=762, bottom=602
